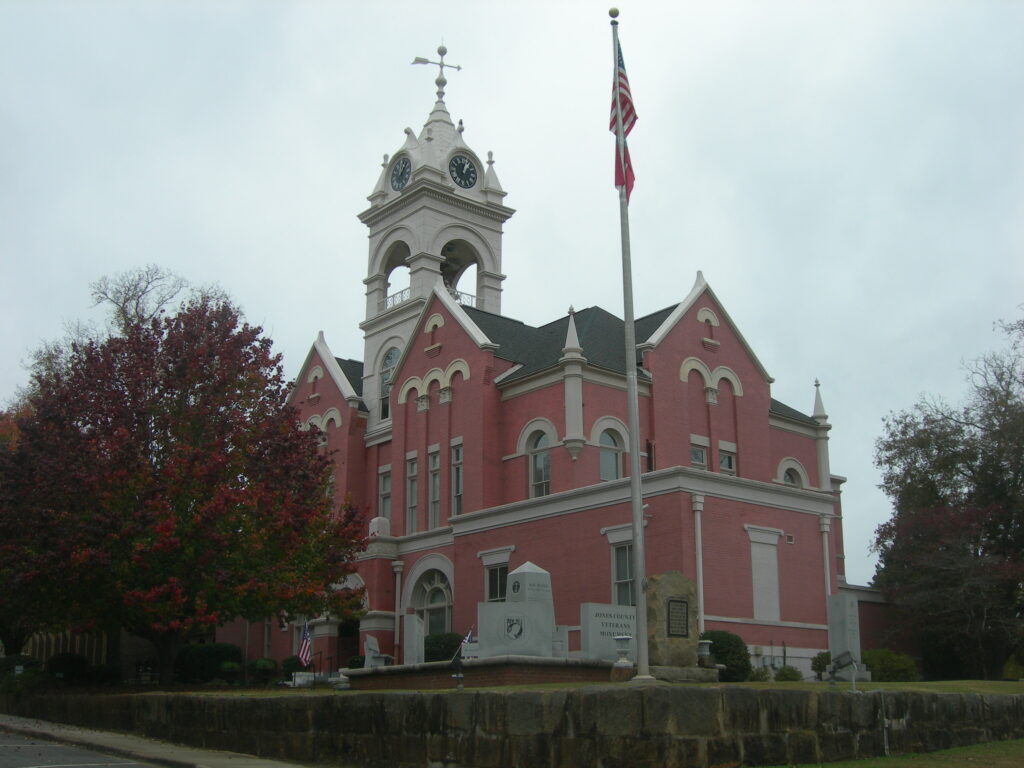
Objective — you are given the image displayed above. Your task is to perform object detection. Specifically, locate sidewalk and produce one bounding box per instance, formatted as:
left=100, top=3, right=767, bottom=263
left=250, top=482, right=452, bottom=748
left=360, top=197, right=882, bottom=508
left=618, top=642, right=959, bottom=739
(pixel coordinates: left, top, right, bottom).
left=0, top=713, right=310, bottom=768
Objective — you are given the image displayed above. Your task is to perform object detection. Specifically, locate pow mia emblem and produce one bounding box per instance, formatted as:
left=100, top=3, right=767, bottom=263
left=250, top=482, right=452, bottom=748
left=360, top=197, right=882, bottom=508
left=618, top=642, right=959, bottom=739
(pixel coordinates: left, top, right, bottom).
left=511, top=580, right=521, bottom=594
left=505, top=616, right=524, bottom=640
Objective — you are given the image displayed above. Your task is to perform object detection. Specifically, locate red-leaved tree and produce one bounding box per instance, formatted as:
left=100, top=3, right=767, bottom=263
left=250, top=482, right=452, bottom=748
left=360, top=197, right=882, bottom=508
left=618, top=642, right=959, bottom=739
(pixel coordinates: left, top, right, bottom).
left=0, top=406, right=66, bottom=655
left=15, top=297, right=364, bottom=682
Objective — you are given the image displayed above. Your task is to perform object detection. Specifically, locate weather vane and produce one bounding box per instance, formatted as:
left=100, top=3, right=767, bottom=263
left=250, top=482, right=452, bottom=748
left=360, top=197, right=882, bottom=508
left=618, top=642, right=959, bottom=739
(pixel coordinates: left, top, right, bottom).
left=412, top=45, right=461, bottom=101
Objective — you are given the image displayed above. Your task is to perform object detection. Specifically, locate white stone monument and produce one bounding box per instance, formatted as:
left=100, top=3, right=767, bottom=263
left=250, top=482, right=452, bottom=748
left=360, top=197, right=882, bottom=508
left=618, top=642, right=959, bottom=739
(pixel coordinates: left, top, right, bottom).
left=580, top=602, right=637, bottom=662
left=828, top=592, right=871, bottom=681
left=477, top=561, right=556, bottom=657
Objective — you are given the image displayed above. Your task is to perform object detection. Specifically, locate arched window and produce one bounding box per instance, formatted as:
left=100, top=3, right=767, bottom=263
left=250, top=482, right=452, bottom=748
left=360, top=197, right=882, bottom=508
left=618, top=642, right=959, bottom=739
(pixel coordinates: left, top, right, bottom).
left=783, top=468, right=802, bottom=488
left=528, top=432, right=550, bottom=497
left=599, top=429, right=623, bottom=481
left=412, top=569, right=452, bottom=636
left=379, top=346, right=400, bottom=420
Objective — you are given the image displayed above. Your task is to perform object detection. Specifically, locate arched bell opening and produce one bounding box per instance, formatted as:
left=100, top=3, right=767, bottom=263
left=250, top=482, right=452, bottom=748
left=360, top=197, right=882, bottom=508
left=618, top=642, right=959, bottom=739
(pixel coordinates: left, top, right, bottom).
left=381, top=240, right=412, bottom=305
left=440, top=239, right=481, bottom=306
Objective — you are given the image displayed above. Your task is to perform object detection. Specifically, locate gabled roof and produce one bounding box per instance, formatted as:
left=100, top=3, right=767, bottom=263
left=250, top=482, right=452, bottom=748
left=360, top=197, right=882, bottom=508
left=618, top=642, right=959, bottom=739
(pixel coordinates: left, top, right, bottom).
left=288, top=332, right=365, bottom=409
left=643, top=272, right=774, bottom=384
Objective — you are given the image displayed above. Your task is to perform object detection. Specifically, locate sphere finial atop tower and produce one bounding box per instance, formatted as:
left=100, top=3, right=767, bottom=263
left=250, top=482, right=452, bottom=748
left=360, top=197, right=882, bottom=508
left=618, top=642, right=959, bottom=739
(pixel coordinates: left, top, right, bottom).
left=412, top=44, right=462, bottom=102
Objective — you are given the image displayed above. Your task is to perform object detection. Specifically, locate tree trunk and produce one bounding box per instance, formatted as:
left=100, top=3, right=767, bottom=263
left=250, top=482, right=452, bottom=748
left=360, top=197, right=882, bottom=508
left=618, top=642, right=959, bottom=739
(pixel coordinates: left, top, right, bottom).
left=151, top=633, right=182, bottom=686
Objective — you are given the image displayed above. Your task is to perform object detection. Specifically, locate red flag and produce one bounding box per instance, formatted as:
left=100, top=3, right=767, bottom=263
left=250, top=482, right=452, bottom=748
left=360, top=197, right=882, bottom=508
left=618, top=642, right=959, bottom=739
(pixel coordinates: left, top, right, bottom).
left=615, top=141, right=635, bottom=201
left=610, top=42, right=637, bottom=200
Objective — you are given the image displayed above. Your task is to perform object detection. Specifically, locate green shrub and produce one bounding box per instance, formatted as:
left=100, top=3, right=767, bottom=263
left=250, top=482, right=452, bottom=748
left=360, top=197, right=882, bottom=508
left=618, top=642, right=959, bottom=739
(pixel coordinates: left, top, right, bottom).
left=700, top=630, right=752, bottom=682
left=0, top=668, right=54, bottom=696
left=173, top=643, right=243, bottom=684
left=0, top=655, right=40, bottom=674
left=246, top=657, right=278, bottom=684
left=282, top=655, right=307, bottom=677
left=45, top=653, right=90, bottom=684
left=424, top=632, right=464, bottom=662
left=749, top=666, right=771, bottom=682
left=1002, top=655, right=1024, bottom=681
left=862, top=648, right=917, bottom=682
left=774, top=665, right=802, bottom=682
left=346, top=655, right=365, bottom=669
left=811, top=651, right=831, bottom=681
left=88, top=663, right=121, bottom=685
left=219, top=660, right=241, bottom=683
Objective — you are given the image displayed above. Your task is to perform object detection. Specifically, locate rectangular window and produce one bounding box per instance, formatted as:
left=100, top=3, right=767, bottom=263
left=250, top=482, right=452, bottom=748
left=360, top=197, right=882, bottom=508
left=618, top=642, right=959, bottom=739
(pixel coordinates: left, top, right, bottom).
left=530, top=450, right=550, bottom=497
left=428, top=451, right=441, bottom=529
left=613, top=543, right=635, bottom=606
left=690, top=444, right=707, bottom=469
left=719, top=451, right=736, bottom=475
left=406, top=458, right=418, bottom=534
left=486, top=564, right=508, bottom=602
left=451, top=444, right=463, bottom=516
left=378, top=470, right=391, bottom=520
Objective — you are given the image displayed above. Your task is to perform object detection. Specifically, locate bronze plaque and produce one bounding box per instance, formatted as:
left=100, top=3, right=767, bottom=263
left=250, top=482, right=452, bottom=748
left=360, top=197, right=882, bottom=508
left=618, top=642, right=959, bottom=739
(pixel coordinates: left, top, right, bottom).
left=667, top=598, right=688, bottom=637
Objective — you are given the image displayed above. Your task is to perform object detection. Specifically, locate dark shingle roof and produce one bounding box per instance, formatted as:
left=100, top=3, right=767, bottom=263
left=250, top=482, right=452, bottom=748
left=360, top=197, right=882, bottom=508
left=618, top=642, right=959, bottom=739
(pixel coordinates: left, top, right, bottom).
left=769, top=398, right=816, bottom=425
left=462, top=305, right=650, bottom=384
left=635, top=304, right=678, bottom=344
left=335, top=358, right=364, bottom=397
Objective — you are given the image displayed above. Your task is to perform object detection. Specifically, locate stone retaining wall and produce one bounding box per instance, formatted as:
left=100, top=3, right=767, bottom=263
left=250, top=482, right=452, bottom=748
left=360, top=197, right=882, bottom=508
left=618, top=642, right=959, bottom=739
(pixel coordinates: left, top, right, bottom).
left=3, top=686, right=1023, bottom=767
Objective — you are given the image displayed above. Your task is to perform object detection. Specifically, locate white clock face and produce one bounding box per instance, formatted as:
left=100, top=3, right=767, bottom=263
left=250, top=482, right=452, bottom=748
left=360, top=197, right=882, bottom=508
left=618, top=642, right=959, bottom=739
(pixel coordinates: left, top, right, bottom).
left=448, top=155, right=477, bottom=189
left=390, top=157, right=411, bottom=191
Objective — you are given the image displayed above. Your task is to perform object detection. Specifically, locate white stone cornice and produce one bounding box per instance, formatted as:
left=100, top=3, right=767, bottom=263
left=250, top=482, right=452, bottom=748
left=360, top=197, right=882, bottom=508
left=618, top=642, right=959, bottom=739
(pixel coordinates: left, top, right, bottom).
left=450, top=464, right=838, bottom=537
left=358, top=182, right=515, bottom=228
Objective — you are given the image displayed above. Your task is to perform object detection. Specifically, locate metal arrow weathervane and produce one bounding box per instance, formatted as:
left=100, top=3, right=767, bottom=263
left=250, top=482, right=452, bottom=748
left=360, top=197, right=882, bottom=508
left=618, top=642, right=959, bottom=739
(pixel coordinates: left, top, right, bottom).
left=412, top=45, right=461, bottom=100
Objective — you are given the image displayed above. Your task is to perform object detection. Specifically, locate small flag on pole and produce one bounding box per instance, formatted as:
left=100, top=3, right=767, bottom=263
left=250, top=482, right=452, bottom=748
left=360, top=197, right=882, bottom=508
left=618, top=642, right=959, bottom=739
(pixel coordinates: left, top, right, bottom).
left=298, top=621, right=312, bottom=667
left=610, top=42, right=637, bottom=201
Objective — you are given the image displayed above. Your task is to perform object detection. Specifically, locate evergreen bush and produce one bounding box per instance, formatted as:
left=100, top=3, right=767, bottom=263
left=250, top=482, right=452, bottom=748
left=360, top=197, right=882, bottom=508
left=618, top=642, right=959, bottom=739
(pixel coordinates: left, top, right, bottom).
left=424, top=632, right=464, bottom=662
left=774, top=665, right=802, bottom=682
left=700, top=630, right=752, bottom=682
left=45, top=653, right=90, bottom=684
left=811, top=650, right=832, bottom=680
left=862, top=648, right=917, bottom=681
left=749, top=666, right=771, bottom=682
left=347, top=655, right=365, bottom=669
left=0, top=655, right=40, bottom=674
left=219, top=661, right=241, bottom=683
left=246, top=657, right=278, bottom=684
left=282, top=655, right=307, bottom=677
left=173, top=643, right=243, bottom=684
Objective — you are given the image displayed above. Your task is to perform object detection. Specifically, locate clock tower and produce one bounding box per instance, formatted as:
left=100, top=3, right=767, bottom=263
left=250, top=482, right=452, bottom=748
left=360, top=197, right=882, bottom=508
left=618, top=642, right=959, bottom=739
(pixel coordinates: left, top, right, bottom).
left=358, top=47, right=515, bottom=437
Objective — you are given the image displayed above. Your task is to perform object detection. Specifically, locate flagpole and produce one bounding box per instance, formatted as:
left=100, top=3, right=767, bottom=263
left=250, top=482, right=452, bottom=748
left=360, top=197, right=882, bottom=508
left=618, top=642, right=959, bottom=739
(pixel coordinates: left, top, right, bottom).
left=610, top=7, right=652, bottom=682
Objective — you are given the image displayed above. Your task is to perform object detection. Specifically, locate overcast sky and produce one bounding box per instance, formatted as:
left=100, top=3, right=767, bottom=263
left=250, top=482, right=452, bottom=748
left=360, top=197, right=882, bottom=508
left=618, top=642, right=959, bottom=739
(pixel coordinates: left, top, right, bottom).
left=2, top=1, right=1022, bottom=586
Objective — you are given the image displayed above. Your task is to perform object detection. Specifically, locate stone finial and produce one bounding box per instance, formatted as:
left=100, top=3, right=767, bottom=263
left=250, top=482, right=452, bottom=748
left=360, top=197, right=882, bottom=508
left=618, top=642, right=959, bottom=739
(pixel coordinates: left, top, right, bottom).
left=813, top=379, right=829, bottom=424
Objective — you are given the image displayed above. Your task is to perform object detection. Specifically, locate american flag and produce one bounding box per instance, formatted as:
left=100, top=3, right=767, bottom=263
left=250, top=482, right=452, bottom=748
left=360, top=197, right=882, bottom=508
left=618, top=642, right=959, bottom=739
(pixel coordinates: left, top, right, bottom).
left=298, top=621, right=312, bottom=667
left=609, top=43, right=637, bottom=137
left=609, top=42, right=637, bottom=200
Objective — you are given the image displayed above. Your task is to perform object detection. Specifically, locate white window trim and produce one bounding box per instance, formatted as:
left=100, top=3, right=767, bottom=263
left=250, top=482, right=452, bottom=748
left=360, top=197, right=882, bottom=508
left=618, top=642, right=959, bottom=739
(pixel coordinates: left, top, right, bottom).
left=600, top=521, right=647, bottom=545
left=477, top=545, right=516, bottom=567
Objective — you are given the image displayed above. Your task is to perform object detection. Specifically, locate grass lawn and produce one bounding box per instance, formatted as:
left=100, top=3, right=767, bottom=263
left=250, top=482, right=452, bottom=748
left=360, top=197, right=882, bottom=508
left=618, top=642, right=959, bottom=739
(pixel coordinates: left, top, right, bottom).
left=763, top=738, right=1024, bottom=768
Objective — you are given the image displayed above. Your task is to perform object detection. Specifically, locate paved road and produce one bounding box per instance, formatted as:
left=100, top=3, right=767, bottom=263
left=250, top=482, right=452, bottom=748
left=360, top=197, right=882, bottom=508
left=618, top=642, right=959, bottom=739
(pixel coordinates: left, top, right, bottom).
left=0, top=716, right=308, bottom=768
left=0, top=731, right=152, bottom=768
